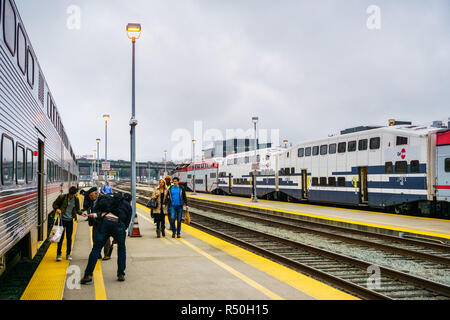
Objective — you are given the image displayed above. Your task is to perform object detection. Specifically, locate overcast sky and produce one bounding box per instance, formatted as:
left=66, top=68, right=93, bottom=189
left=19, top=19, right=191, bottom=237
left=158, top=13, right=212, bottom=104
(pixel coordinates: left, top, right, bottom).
left=15, top=0, right=450, bottom=162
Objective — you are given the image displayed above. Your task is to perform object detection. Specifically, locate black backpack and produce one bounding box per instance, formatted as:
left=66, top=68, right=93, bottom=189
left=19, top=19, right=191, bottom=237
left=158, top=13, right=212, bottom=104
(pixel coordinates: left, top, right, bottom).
left=94, top=193, right=124, bottom=215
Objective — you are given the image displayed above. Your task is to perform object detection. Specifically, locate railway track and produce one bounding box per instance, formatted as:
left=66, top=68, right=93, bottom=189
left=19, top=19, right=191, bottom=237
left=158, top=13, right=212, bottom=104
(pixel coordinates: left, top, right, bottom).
left=114, top=185, right=450, bottom=300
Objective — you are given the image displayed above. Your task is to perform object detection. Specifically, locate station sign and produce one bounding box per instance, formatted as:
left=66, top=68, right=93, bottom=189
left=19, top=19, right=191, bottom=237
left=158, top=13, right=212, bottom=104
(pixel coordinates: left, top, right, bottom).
left=102, top=162, right=111, bottom=171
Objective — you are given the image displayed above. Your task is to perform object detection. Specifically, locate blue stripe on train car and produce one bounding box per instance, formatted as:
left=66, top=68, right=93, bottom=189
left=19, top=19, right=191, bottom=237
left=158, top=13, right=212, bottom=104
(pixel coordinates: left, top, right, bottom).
left=368, top=193, right=427, bottom=207
left=308, top=189, right=360, bottom=205
left=333, top=164, right=426, bottom=175
left=368, top=177, right=427, bottom=190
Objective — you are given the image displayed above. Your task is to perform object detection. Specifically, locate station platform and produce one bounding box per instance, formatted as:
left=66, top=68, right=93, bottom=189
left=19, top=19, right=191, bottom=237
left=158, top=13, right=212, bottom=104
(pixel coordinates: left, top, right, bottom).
left=188, top=193, right=450, bottom=244
left=20, top=201, right=356, bottom=300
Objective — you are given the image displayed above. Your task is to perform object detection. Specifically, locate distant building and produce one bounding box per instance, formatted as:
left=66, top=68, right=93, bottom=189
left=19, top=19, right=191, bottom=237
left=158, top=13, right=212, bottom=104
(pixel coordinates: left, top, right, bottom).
left=203, top=139, right=272, bottom=159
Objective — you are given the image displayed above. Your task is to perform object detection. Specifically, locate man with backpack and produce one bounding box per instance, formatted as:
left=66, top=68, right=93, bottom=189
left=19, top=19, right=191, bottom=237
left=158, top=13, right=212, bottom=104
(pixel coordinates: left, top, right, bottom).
left=164, top=177, right=189, bottom=238
left=80, top=192, right=132, bottom=283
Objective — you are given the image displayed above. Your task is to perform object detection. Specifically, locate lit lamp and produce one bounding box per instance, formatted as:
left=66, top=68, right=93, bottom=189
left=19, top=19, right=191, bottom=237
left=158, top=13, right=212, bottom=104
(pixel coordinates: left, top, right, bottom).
left=127, top=23, right=142, bottom=237
left=284, top=140, right=289, bottom=149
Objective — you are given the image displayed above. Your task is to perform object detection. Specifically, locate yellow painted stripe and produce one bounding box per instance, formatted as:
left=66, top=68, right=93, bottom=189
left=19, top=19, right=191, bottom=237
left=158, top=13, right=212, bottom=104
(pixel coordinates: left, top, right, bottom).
left=136, top=203, right=357, bottom=300
left=21, top=222, right=78, bottom=300
left=89, top=226, right=107, bottom=300
left=188, top=195, right=450, bottom=240
left=136, top=209, right=282, bottom=300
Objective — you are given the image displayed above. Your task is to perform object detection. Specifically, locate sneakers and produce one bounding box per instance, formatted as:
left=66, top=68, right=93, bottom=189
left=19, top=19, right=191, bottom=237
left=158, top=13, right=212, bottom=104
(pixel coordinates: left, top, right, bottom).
left=172, top=233, right=176, bottom=238
left=118, top=275, right=125, bottom=282
left=56, top=255, right=62, bottom=262
left=102, top=256, right=111, bottom=261
left=177, top=234, right=181, bottom=239
left=66, top=255, right=72, bottom=261
left=80, top=275, right=92, bottom=285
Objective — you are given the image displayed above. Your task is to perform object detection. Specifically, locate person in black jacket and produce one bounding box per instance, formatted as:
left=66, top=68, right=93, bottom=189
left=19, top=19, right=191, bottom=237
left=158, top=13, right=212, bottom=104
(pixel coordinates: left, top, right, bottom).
left=164, top=177, right=188, bottom=238
left=81, top=192, right=132, bottom=283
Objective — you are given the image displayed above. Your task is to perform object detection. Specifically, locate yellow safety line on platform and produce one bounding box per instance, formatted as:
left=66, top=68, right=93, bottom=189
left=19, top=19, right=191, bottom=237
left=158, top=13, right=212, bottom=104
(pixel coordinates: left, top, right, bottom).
left=89, top=226, right=107, bottom=300
left=136, top=203, right=357, bottom=300
left=21, top=222, right=78, bottom=300
left=188, top=195, right=450, bottom=240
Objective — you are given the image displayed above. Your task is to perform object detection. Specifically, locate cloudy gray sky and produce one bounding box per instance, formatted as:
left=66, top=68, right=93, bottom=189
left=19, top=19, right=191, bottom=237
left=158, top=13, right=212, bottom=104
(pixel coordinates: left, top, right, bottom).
left=15, top=0, right=450, bottom=162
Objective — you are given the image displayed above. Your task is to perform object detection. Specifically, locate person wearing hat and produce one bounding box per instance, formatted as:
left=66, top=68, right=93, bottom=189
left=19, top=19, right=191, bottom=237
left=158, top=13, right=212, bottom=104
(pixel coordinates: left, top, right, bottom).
left=83, top=187, right=113, bottom=260
left=53, top=186, right=86, bottom=261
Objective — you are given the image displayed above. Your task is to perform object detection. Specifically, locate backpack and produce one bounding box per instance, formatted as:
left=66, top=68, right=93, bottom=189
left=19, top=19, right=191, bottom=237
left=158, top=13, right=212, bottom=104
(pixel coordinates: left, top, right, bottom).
left=94, top=193, right=124, bottom=215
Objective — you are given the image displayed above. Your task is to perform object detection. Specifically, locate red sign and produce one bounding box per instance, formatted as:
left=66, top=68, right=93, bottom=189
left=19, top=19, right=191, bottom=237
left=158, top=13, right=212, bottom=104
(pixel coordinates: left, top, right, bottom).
left=437, top=131, right=450, bottom=146
left=33, top=151, right=38, bottom=156
left=401, top=148, right=406, bottom=160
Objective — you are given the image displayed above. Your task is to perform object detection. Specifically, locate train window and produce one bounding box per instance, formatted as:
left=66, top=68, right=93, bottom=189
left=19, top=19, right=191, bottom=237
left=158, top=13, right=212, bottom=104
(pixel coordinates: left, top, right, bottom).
left=233, top=158, right=237, bottom=165
left=396, top=136, right=408, bottom=146
left=27, top=50, right=35, bottom=87
left=291, top=168, right=295, bottom=175
left=245, top=156, right=249, bottom=164
left=328, top=177, right=336, bottom=187
left=1, top=135, right=14, bottom=184
left=287, top=152, right=290, bottom=158
left=16, top=145, right=25, bottom=182
left=47, top=94, right=51, bottom=117
left=298, top=148, right=304, bottom=158
left=280, top=168, right=285, bottom=176
left=337, top=177, right=346, bottom=187
left=370, top=137, right=380, bottom=150
left=446, top=159, right=450, bottom=172
left=329, top=144, right=337, bottom=154
left=257, top=155, right=261, bottom=162
left=338, top=142, right=346, bottom=153
left=385, top=162, right=393, bottom=174
left=312, top=178, right=319, bottom=186
left=312, top=146, right=319, bottom=156
left=320, top=145, right=328, bottom=155
left=26, top=149, right=33, bottom=183
left=395, top=161, right=408, bottom=174
left=210, top=173, right=216, bottom=179
left=47, top=160, right=51, bottom=182
left=305, top=147, right=311, bottom=157
left=410, top=160, right=420, bottom=173
left=17, top=25, right=26, bottom=74
left=187, top=174, right=192, bottom=179
left=358, top=139, right=368, bottom=151
left=348, top=141, right=357, bottom=152
left=3, top=0, right=17, bottom=56
left=219, top=172, right=226, bottom=178
left=320, top=177, right=327, bottom=186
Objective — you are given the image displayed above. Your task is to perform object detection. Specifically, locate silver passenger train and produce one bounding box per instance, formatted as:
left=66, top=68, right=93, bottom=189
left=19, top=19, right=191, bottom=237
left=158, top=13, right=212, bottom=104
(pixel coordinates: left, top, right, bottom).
left=174, top=122, right=450, bottom=219
left=0, top=0, right=78, bottom=274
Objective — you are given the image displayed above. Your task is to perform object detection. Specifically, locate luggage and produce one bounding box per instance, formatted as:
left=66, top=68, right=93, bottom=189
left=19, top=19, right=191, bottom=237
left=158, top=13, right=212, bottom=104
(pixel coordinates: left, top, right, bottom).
left=146, top=199, right=158, bottom=209
left=50, top=218, right=64, bottom=243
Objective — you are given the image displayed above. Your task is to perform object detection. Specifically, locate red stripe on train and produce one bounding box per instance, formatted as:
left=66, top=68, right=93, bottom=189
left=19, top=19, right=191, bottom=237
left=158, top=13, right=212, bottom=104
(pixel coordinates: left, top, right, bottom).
left=436, top=185, right=450, bottom=190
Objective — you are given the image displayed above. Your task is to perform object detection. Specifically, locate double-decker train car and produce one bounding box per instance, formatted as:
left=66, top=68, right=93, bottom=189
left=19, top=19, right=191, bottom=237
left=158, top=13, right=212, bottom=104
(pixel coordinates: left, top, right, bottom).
left=209, top=124, right=449, bottom=218
left=172, top=159, right=221, bottom=193
left=0, top=0, right=78, bottom=274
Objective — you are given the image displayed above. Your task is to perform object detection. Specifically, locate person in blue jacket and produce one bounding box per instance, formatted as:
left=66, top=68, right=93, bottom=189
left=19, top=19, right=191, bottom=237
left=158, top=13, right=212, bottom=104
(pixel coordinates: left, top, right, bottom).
left=164, top=177, right=188, bottom=238
left=101, top=181, right=113, bottom=194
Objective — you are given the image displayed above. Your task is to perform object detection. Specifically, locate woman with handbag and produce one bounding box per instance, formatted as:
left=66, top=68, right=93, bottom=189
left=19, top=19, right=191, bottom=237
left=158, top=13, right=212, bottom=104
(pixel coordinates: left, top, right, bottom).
left=151, top=179, right=168, bottom=238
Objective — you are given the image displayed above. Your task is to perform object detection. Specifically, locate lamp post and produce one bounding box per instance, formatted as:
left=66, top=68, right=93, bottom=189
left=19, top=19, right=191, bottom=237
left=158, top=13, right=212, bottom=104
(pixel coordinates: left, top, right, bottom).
left=164, top=150, right=168, bottom=177
left=252, top=116, right=259, bottom=202
left=96, top=138, right=101, bottom=178
left=284, top=139, right=289, bottom=149
left=103, top=115, right=110, bottom=181
left=192, top=139, right=197, bottom=195
left=127, top=23, right=141, bottom=237
left=93, top=150, right=97, bottom=181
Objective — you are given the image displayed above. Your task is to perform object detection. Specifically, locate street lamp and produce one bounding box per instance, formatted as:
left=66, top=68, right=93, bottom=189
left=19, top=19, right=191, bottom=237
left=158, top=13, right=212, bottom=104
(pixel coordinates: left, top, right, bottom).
left=96, top=138, right=101, bottom=177
left=127, top=23, right=141, bottom=237
left=103, top=115, right=110, bottom=181
left=283, top=140, right=289, bottom=149
left=93, top=150, right=97, bottom=181
left=164, top=150, right=168, bottom=177
left=192, top=139, right=197, bottom=195
left=252, top=116, right=259, bottom=202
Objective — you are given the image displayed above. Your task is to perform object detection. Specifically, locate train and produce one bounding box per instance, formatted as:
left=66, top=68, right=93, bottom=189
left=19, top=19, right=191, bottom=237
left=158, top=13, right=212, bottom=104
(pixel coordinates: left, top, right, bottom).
left=172, top=123, right=450, bottom=219
left=0, top=0, right=78, bottom=275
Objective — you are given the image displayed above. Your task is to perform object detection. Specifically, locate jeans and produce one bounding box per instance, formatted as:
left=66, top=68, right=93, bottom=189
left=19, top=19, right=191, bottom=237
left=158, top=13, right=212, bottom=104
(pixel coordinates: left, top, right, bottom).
left=170, top=205, right=183, bottom=235
left=92, top=223, right=112, bottom=257
left=84, top=220, right=127, bottom=277
left=57, top=219, right=73, bottom=256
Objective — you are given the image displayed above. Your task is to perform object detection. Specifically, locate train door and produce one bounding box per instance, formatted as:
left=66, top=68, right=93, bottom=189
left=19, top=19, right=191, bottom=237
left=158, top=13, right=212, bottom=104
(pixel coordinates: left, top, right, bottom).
left=205, top=174, right=208, bottom=192
left=358, top=167, right=369, bottom=204
left=228, top=173, right=232, bottom=194
left=301, top=170, right=308, bottom=199
left=37, top=139, right=45, bottom=241
left=436, top=145, right=450, bottom=201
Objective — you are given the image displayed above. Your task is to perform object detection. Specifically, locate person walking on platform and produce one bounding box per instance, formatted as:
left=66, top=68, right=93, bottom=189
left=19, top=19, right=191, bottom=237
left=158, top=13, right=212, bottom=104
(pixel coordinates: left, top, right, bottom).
left=53, top=186, right=86, bottom=261
left=165, top=176, right=173, bottom=229
left=83, top=187, right=113, bottom=260
left=101, top=181, right=113, bottom=195
left=151, top=179, right=168, bottom=238
left=164, top=177, right=188, bottom=238
left=80, top=193, right=132, bottom=284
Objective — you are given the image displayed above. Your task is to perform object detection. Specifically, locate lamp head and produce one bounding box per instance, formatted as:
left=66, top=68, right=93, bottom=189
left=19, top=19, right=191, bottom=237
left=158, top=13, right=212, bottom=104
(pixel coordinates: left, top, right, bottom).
left=96, top=138, right=101, bottom=143
left=127, top=23, right=142, bottom=40
left=103, top=114, right=110, bottom=122
left=192, top=139, right=197, bottom=144
left=252, top=116, right=259, bottom=123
